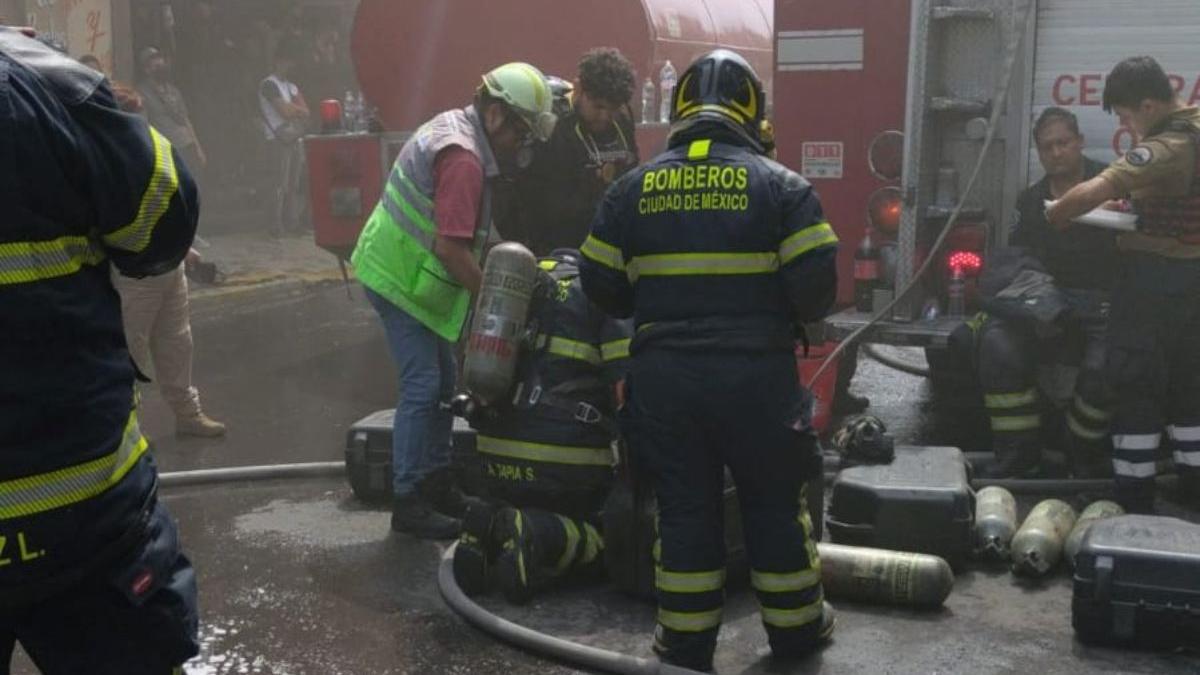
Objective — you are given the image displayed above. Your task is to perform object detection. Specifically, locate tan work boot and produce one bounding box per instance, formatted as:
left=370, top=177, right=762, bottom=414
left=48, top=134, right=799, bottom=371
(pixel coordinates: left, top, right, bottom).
left=176, top=412, right=227, bottom=438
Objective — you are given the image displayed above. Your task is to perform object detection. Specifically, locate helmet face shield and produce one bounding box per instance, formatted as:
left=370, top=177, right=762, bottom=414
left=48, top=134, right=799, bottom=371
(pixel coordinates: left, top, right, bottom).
left=482, top=62, right=558, bottom=143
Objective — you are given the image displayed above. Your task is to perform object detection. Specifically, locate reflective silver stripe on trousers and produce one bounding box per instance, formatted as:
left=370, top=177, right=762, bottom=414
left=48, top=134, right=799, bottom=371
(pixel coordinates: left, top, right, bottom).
left=1168, top=425, right=1200, bottom=442
left=1113, top=434, right=1161, bottom=451
left=1112, top=459, right=1157, bottom=479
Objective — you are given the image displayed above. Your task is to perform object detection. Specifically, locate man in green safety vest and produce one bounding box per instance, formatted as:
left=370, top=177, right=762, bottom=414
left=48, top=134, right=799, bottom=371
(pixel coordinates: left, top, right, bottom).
left=351, top=62, right=557, bottom=539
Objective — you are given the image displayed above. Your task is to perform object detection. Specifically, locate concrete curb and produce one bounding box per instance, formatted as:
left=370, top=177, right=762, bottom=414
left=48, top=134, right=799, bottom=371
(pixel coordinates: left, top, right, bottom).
left=188, top=271, right=353, bottom=322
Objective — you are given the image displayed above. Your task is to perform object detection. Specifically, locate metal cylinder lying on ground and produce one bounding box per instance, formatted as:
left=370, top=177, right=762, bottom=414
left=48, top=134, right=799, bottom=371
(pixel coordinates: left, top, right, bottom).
left=1064, top=500, right=1124, bottom=568
left=1011, top=499, right=1077, bottom=577
left=817, top=542, right=954, bottom=608
left=461, top=243, right=537, bottom=406
left=974, top=486, right=1017, bottom=562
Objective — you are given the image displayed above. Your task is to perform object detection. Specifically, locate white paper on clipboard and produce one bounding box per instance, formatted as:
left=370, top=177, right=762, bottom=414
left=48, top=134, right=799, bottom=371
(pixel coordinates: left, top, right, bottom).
left=1044, top=200, right=1139, bottom=232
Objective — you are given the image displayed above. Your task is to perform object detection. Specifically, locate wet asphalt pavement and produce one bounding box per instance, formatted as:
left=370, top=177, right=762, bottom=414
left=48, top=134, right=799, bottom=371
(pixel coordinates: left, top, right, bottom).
left=11, top=283, right=1200, bottom=674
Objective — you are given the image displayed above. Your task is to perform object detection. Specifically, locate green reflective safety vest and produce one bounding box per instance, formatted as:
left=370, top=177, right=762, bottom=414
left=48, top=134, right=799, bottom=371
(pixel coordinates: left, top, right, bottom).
left=352, top=106, right=498, bottom=341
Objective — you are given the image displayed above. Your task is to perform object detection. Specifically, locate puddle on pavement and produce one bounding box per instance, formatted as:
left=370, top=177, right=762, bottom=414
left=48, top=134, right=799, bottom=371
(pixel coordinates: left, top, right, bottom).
left=233, top=493, right=389, bottom=550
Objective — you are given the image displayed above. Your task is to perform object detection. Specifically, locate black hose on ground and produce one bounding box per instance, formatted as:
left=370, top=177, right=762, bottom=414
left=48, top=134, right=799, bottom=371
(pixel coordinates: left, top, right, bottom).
left=436, top=545, right=704, bottom=675
left=863, top=344, right=932, bottom=379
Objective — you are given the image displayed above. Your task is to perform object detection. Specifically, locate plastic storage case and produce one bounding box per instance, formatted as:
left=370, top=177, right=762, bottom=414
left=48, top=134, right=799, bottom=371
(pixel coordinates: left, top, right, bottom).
left=1072, top=515, right=1200, bottom=648
left=826, top=446, right=974, bottom=567
left=344, top=409, right=478, bottom=503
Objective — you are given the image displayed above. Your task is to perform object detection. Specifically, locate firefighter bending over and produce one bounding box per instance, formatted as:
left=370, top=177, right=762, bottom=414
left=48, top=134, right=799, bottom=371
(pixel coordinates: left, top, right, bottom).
left=956, top=107, right=1118, bottom=479
left=0, top=27, right=200, bottom=672
left=580, top=50, right=839, bottom=670
left=1048, top=56, right=1200, bottom=513
left=453, top=249, right=631, bottom=604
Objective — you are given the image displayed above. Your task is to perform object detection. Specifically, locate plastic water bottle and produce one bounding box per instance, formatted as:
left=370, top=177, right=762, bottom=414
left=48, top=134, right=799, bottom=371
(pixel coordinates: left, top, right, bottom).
left=947, top=268, right=966, bottom=317
left=658, top=60, right=676, bottom=123
left=343, top=91, right=357, bottom=132
left=641, top=78, right=656, bottom=124
left=854, top=231, right=881, bottom=312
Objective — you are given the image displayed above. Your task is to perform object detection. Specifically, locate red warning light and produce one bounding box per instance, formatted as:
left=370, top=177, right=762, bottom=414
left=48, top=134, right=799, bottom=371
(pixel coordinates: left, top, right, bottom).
left=948, top=250, right=983, bottom=275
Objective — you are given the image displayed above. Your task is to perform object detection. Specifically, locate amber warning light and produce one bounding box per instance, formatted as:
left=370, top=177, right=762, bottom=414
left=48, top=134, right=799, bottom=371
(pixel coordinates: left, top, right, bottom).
left=867, top=186, right=903, bottom=233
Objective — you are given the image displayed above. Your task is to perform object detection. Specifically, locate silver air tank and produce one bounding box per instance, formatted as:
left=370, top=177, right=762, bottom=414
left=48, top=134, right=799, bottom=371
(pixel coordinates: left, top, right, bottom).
left=1011, top=499, right=1077, bottom=577
left=974, top=486, right=1018, bottom=562
left=462, top=243, right=537, bottom=406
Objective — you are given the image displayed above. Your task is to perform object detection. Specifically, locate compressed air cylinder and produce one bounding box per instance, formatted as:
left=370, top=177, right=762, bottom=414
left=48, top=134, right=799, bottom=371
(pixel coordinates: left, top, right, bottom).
left=817, top=542, right=954, bottom=608
left=974, top=486, right=1018, bottom=563
left=462, top=243, right=537, bottom=406
left=1010, top=499, right=1077, bottom=577
left=1064, top=500, right=1125, bottom=568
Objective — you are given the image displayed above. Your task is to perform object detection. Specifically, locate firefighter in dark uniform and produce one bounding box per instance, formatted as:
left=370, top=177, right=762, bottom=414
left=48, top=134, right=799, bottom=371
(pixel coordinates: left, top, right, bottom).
left=1048, top=56, right=1200, bottom=512
left=0, top=28, right=200, bottom=672
left=453, top=250, right=631, bottom=604
left=968, top=107, right=1118, bottom=479
left=499, top=48, right=640, bottom=255
left=580, top=50, right=839, bottom=670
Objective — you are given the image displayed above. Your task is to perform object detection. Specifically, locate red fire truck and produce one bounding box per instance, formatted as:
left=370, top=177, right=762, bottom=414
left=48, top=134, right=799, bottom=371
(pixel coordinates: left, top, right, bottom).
left=774, top=0, right=1200, bottom=375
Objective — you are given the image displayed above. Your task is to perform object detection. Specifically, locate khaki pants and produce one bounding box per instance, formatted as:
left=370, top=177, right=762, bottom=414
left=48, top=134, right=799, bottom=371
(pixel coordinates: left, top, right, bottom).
left=111, top=264, right=201, bottom=418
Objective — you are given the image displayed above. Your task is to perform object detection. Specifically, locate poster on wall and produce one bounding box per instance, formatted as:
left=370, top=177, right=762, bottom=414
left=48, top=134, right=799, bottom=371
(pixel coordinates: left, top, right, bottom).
left=25, top=0, right=113, bottom=74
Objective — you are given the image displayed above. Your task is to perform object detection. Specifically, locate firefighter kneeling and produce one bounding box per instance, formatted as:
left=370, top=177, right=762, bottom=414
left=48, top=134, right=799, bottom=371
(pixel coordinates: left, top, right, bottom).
left=453, top=247, right=632, bottom=604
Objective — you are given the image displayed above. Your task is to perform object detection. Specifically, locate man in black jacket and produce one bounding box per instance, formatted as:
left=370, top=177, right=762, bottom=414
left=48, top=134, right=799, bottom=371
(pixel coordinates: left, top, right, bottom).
left=969, top=107, right=1118, bottom=478
left=499, top=48, right=640, bottom=254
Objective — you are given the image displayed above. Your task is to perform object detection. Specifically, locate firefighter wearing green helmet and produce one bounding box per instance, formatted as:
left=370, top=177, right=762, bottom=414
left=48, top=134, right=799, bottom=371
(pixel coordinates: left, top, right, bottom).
left=581, top=49, right=839, bottom=669
left=351, top=62, right=556, bottom=539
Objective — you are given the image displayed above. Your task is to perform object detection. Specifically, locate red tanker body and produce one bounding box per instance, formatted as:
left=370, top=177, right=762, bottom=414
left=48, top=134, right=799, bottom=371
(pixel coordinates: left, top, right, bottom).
left=309, top=0, right=775, bottom=258
left=352, top=0, right=773, bottom=139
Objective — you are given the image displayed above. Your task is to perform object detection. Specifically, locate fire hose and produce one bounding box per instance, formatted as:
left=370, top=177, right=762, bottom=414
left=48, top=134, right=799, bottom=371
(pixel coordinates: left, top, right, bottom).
left=809, top=0, right=1035, bottom=386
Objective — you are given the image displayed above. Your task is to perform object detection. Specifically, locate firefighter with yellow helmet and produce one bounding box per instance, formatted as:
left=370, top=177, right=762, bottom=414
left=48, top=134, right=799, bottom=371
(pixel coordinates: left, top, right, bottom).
left=351, top=62, right=556, bottom=539
left=580, top=50, right=840, bottom=669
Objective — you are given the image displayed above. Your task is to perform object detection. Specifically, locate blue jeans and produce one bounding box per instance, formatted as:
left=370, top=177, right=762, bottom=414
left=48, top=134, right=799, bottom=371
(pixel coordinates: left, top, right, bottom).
left=365, top=288, right=456, bottom=498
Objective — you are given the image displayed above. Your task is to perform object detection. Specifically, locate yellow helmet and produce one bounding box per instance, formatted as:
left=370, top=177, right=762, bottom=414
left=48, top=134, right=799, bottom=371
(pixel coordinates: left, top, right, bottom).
left=481, top=62, right=557, bottom=142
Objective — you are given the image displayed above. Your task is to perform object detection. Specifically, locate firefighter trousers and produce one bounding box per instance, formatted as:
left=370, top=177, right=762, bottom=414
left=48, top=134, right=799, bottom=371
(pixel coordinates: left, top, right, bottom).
left=1107, top=253, right=1200, bottom=511
left=0, top=499, right=199, bottom=675
left=976, top=311, right=1111, bottom=477
left=622, top=348, right=824, bottom=669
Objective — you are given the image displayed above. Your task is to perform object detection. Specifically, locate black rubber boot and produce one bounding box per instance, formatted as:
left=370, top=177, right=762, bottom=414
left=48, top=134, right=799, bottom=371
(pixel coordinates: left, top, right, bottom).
left=833, top=392, right=870, bottom=415
left=1114, top=483, right=1156, bottom=515
left=981, top=438, right=1042, bottom=479
left=453, top=502, right=499, bottom=596
left=493, top=508, right=537, bottom=605
left=391, top=493, right=461, bottom=540
left=418, top=467, right=470, bottom=519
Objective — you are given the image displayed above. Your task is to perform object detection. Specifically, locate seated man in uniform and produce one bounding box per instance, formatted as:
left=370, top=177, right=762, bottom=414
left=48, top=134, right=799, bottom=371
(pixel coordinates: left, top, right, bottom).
left=953, top=107, right=1118, bottom=478
left=453, top=249, right=632, bottom=604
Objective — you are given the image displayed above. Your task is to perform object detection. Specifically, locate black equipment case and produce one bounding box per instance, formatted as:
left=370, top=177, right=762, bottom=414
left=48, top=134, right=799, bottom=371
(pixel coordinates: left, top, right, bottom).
left=1072, top=515, right=1200, bottom=648
left=344, top=409, right=478, bottom=503
left=826, top=446, right=974, bottom=567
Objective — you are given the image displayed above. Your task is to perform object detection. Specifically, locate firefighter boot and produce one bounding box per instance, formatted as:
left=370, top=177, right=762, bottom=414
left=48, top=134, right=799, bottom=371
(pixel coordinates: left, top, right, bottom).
left=493, top=508, right=540, bottom=605
left=418, top=467, right=471, bottom=519
left=453, top=502, right=499, bottom=596
left=391, top=493, right=461, bottom=540
left=981, top=436, right=1042, bottom=479
left=769, top=600, right=837, bottom=662
left=176, top=412, right=227, bottom=438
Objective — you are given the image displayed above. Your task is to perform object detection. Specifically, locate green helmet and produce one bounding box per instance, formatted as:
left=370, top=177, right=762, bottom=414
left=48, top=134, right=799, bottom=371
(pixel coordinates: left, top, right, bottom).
left=481, top=62, right=557, bottom=142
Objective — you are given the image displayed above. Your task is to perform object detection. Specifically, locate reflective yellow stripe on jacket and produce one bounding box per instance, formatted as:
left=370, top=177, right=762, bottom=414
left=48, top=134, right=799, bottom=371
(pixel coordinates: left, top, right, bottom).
left=626, top=252, right=779, bottom=282
left=0, top=236, right=105, bottom=286
left=779, top=222, right=838, bottom=264
left=0, top=410, right=149, bottom=520
left=477, top=435, right=614, bottom=467
left=580, top=235, right=626, bottom=272
left=537, top=335, right=603, bottom=365
left=102, top=127, right=180, bottom=253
